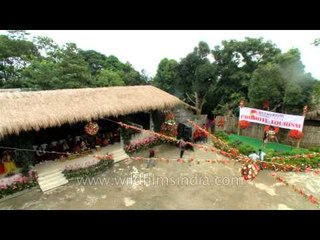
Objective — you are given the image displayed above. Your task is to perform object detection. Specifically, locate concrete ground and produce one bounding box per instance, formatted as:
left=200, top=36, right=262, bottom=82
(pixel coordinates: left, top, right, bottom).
left=0, top=144, right=319, bottom=210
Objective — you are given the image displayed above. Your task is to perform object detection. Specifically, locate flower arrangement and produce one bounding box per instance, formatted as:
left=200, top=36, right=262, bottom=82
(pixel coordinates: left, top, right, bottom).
left=288, top=130, right=304, bottom=139
left=240, top=163, right=260, bottom=180
left=125, top=136, right=159, bottom=153
left=160, top=112, right=178, bottom=137
left=63, top=154, right=113, bottom=180
left=239, top=120, right=250, bottom=129
left=84, top=122, right=99, bottom=136
left=0, top=170, right=38, bottom=199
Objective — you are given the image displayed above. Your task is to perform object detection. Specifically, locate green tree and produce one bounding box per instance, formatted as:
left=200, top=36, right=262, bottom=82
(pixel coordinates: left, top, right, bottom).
left=79, top=50, right=107, bottom=76
left=94, top=69, right=125, bottom=87
left=153, top=58, right=179, bottom=94
left=211, top=38, right=281, bottom=114
left=0, top=34, right=39, bottom=83
left=176, top=41, right=218, bottom=116
left=248, top=63, right=284, bottom=110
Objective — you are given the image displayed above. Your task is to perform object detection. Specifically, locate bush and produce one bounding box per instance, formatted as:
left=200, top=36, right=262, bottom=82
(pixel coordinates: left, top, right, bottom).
left=237, top=143, right=255, bottom=155
left=215, top=131, right=229, bottom=141
left=229, top=139, right=242, bottom=148
left=308, top=146, right=320, bottom=153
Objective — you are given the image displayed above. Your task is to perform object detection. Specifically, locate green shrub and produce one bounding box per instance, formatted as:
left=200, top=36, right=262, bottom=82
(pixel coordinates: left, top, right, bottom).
left=308, top=146, right=320, bottom=153
left=229, top=139, right=242, bottom=148
left=215, top=131, right=229, bottom=141
left=237, top=143, right=255, bottom=155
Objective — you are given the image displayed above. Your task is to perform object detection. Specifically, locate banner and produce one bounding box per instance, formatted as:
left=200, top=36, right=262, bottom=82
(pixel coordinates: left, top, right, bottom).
left=239, top=107, right=304, bottom=131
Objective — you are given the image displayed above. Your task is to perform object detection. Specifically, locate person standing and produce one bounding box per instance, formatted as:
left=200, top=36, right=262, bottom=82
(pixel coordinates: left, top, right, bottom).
left=261, top=131, right=268, bottom=149
left=179, top=138, right=186, bottom=158
left=258, top=149, right=266, bottom=171
left=147, top=149, right=156, bottom=168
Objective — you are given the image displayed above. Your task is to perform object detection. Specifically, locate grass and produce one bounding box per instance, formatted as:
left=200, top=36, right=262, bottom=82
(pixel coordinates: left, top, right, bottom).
left=228, top=134, right=305, bottom=153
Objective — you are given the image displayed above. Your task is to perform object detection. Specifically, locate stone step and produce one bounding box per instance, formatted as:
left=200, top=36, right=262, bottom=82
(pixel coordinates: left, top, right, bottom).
left=113, top=154, right=129, bottom=163
left=112, top=152, right=128, bottom=158
left=111, top=149, right=125, bottom=155
left=37, top=168, right=63, bottom=178
left=37, top=171, right=65, bottom=182
left=40, top=178, right=69, bottom=192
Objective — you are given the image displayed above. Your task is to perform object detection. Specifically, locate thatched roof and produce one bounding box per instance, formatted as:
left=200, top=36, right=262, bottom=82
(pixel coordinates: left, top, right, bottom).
left=0, top=86, right=183, bottom=138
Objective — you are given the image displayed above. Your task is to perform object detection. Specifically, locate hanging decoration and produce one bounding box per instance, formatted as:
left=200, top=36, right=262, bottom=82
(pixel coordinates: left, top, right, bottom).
left=84, top=122, right=99, bottom=136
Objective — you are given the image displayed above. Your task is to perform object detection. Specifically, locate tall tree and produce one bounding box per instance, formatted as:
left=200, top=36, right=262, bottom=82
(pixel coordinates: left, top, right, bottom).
left=153, top=58, right=179, bottom=94
left=211, top=38, right=281, bottom=113
left=0, top=34, right=39, bottom=83
left=176, top=41, right=218, bottom=116
left=94, top=69, right=125, bottom=87
left=248, top=63, right=284, bottom=110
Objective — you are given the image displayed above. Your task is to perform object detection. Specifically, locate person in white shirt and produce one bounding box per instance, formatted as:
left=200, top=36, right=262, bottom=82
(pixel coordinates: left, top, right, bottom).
left=248, top=151, right=259, bottom=161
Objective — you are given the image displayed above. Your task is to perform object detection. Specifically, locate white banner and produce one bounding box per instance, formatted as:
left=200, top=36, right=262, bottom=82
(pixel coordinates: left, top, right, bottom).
left=239, top=107, right=304, bottom=131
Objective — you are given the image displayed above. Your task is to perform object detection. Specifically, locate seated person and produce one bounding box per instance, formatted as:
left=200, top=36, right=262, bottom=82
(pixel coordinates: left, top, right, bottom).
left=2, top=151, right=17, bottom=174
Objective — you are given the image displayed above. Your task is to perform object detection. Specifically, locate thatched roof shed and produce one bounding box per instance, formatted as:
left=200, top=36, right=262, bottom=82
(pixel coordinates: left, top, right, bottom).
left=0, top=86, right=183, bottom=138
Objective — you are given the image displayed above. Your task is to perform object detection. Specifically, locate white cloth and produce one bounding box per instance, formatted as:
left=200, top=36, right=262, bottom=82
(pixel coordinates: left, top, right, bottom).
left=249, top=153, right=259, bottom=161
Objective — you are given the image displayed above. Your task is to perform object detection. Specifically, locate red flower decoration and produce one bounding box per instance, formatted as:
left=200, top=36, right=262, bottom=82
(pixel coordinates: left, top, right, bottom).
left=288, top=130, right=304, bottom=139
left=239, top=120, right=250, bottom=129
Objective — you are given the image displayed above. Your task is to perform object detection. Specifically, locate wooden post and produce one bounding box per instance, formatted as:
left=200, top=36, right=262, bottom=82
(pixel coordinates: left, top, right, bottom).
left=297, top=105, right=308, bottom=149
left=238, top=100, right=244, bottom=135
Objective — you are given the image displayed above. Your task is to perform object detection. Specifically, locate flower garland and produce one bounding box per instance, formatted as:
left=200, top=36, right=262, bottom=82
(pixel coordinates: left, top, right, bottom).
left=124, top=135, right=175, bottom=154
left=271, top=172, right=320, bottom=208
left=130, top=156, right=231, bottom=165
left=239, top=120, right=250, bottom=129
left=84, top=122, right=99, bottom=136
